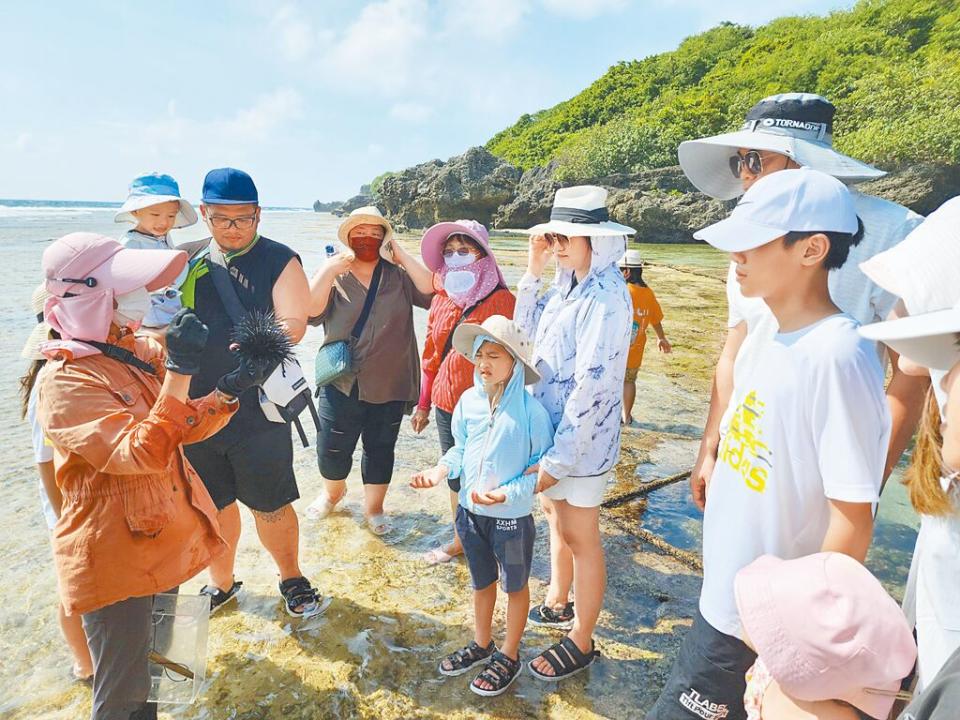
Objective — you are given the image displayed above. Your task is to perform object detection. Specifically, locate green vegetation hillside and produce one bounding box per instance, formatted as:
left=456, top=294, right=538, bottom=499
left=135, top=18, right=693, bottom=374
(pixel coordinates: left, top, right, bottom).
left=486, top=0, right=960, bottom=180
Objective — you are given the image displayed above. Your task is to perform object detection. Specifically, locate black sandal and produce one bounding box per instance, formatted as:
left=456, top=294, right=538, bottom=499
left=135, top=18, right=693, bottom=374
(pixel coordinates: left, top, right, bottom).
left=528, top=637, right=600, bottom=682
left=199, top=580, right=243, bottom=616
left=278, top=576, right=321, bottom=618
left=470, top=651, right=522, bottom=697
left=528, top=601, right=575, bottom=628
left=438, top=640, right=495, bottom=677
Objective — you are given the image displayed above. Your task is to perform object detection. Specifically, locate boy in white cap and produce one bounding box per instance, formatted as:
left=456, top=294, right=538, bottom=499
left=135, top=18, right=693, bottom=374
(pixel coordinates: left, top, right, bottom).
left=678, top=93, right=926, bottom=510
left=115, top=172, right=197, bottom=328
left=647, top=169, right=890, bottom=720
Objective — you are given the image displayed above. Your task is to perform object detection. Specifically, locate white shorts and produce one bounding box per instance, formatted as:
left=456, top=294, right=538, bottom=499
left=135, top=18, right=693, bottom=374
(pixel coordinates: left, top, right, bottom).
left=542, top=473, right=610, bottom=508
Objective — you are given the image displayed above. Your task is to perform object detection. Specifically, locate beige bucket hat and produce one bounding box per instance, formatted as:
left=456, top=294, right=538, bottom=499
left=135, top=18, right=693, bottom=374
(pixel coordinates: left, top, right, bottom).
left=21, top=284, right=53, bottom=360
left=453, top=315, right=540, bottom=385
left=337, top=206, right=396, bottom=263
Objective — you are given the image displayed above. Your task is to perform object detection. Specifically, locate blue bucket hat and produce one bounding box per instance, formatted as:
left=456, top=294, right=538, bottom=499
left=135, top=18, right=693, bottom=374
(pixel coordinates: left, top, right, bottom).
left=114, top=172, right=198, bottom=228
left=202, top=168, right=259, bottom=206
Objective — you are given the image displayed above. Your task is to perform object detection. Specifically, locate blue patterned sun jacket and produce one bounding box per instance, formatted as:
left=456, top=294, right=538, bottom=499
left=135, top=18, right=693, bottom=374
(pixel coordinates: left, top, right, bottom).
left=515, top=235, right=632, bottom=479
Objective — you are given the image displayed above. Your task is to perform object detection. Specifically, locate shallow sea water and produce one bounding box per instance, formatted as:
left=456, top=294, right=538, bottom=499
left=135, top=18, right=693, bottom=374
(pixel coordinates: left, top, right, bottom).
left=0, top=207, right=918, bottom=718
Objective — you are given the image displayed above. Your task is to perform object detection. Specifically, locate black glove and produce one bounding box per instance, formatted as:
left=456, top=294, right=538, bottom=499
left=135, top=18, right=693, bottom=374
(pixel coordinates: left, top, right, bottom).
left=216, top=355, right=274, bottom=398
left=164, top=309, right=209, bottom=376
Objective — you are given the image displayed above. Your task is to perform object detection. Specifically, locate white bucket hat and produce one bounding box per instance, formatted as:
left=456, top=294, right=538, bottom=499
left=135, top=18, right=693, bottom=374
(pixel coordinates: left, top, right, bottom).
left=114, top=172, right=198, bottom=228
left=860, top=197, right=960, bottom=316
left=526, top=185, right=635, bottom=237
left=618, top=249, right=644, bottom=268
left=337, top=206, right=396, bottom=263
left=860, top=300, right=960, bottom=372
left=453, top=315, right=540, bottom=385
left=678, top=93, right=886, bottom=201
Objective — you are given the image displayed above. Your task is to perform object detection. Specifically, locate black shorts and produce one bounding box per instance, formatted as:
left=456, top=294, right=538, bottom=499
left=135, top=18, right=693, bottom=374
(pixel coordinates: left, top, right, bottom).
left=646, top=608, right=757, bottom=720
left=455, top=506, right=535, bottom=593
left=315, top=384, right=406, bottom=485
left=434, top=407, right=461, bottom=492
left=184, top=421, right=298, bottom=513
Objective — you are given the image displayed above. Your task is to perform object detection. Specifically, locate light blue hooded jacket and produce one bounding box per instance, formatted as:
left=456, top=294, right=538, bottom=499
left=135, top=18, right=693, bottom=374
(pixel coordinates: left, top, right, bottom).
left=440, top=344, right=555, bottom=519
left=515, top=235, right=632, bottom=479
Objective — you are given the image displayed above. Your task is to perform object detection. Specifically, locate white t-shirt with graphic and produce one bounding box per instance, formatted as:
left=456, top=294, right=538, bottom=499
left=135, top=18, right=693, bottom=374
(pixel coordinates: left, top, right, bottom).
left=700, top=314, right=891, bottom=637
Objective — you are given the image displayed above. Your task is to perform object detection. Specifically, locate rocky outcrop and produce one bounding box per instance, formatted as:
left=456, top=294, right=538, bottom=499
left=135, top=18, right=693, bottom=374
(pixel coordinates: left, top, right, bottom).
left=378, top=147, right=522, bottom=228
left=313, top=200, right=343, bottom=212
left=859, top=163, right=960, bottom=217
left=371, top=151, right=960, bottom=241
left=341, top=193, right=375, bottom=213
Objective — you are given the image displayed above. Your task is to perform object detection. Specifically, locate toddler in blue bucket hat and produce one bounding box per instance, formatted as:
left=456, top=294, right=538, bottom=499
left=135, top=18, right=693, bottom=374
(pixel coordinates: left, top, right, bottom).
left=115, top=172, right=197, bottom=328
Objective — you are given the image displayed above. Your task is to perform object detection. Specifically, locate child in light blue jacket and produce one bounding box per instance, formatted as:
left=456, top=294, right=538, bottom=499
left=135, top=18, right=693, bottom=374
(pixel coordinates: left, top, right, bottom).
left=411, top=315, right=553, bottom=698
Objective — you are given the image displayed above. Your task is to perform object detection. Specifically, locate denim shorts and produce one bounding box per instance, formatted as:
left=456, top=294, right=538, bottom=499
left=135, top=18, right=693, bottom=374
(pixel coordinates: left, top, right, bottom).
left=455, top=505, right=535, bottom=593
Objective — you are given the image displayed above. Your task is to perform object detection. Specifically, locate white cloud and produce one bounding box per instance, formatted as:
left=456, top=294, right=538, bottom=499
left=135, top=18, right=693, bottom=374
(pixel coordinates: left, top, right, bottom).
left=541, top=0, right=627, bottom=19
left=270, top=4, right=318, bottom=62
left=221, top=88, right=303, bottom=141
left=443, top=0, right=531, bottom=40
left=388, top=101, right=433, bottom=123
left=321, top=0, right=430, bottom=95
left=11, top=132, right=32, bottom=151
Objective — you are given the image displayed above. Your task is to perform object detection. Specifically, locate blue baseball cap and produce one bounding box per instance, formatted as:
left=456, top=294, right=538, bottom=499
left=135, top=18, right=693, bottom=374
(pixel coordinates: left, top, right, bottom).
left=114, top=172, right=198, bottom=228
left=201, top=168, right=259, bottom=206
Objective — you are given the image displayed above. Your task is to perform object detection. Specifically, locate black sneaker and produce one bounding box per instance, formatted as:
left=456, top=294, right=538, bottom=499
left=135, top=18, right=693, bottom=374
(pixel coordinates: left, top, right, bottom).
left=528, top=601, right=575, bottom=629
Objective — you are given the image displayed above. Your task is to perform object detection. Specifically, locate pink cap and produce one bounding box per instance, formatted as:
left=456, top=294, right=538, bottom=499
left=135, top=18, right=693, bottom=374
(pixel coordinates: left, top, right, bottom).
left=42, top=232, right=185, bottom=298
left=735, top=553, right=916, bottom=720
left=40, top=232, right=186, bottom=344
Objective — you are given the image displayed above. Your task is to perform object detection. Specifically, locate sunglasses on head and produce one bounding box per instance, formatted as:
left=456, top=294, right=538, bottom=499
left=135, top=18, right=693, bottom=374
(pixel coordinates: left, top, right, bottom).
left=728, top=150, right=765, bottom=179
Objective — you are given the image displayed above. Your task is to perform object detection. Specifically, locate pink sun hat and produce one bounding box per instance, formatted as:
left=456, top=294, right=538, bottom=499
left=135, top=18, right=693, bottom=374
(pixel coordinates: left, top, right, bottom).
left=41, top=232, right=186, bottom=345
left=420, top=220, right=492, bottom=268
left=735, top=553, right=916, bottom=720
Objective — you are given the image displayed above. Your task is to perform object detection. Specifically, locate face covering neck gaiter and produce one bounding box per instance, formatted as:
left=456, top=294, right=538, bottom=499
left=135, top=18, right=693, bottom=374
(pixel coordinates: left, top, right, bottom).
left=351, top=238, right=382, bottom=262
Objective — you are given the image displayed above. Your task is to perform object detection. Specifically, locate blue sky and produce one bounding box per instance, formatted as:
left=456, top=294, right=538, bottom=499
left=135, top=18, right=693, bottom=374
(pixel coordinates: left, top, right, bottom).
left=0, top=0, right=854, bottom=206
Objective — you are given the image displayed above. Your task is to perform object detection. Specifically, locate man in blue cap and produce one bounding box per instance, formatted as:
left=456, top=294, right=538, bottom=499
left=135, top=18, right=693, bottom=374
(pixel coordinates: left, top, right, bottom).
left=179, top=168, right=320, bottom=618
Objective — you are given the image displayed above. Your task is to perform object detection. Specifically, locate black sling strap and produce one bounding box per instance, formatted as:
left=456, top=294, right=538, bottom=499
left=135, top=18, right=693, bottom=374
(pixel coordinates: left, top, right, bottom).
left=205, top=243, right=249, bottom=325
left=84, top=341, right=158, bottom=375
left=350, top=260, right=384, bottom=340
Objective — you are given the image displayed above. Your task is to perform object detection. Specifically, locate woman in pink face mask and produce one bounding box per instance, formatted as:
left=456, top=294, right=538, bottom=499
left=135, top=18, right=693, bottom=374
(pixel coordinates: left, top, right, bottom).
left=412, top=219, right=516, bottom=564
left=306, top=207, right=435, bottom=536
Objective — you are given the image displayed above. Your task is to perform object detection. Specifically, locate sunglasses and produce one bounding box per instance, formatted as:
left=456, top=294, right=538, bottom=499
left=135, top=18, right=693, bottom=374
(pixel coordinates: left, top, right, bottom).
left=728, top=150, right=765, bottom=178
left=545, top=233, right=571, bottom=248
left=442, top=248, right=476, bottom=258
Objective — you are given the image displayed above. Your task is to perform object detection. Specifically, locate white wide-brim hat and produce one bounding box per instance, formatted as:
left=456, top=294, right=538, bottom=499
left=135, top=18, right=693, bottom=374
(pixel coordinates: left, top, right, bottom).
left=114, top=195, right=198, bottom=228
left=679, top=132, right=886, bottom=201
left=337, top=205, right=396, bottom=264
left=859, top=196, right=960, bottom=316
left=453, top=315, right=540, bottom=385
left=860, top=302, right=960, bottom=372
left=526, top=185, right=635, bottom=237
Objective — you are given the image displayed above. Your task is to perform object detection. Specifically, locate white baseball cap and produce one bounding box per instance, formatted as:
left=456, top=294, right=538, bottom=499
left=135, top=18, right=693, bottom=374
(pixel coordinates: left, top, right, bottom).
left=694, top=167, right=859, bottom=253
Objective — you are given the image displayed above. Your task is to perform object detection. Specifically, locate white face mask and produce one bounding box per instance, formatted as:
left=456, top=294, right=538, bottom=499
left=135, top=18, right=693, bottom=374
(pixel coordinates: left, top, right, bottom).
left=444, top=270, right=477, bottom=296
left=114, top=286, right=151, bottom=329
left=443, top=251, right=476, bottom=269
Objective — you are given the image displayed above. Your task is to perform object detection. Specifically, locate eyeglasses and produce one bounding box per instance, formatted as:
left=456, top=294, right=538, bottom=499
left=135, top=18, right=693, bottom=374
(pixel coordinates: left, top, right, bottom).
left=207, top=214, right=257, bottom=230
left=728, top=150, right=765, bottom=178
left=442, top=248, right=476, bottom=258
left=545, top=233, right=571, bottom=248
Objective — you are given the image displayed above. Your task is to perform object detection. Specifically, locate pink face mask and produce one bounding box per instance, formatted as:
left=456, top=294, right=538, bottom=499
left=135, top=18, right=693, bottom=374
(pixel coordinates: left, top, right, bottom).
left=44, top=288, right=115, bottom=342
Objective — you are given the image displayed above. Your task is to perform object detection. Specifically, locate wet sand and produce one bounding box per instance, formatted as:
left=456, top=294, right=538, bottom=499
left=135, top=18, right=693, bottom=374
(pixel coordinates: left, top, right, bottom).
left=0, top=228, right=917, bottom=719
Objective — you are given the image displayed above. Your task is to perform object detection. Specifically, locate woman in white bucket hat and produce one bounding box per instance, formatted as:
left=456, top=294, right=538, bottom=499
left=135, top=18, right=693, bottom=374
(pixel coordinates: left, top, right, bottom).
left=514, top=185, right=634, bottom=681
left=680, top=92, right=927, bottom=515
left=858, top=196, right=960, bottom=691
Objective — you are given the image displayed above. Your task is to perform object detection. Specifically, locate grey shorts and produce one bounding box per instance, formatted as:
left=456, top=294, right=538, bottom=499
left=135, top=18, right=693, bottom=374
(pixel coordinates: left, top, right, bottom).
left=455, top=505, right=535, bottom=593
